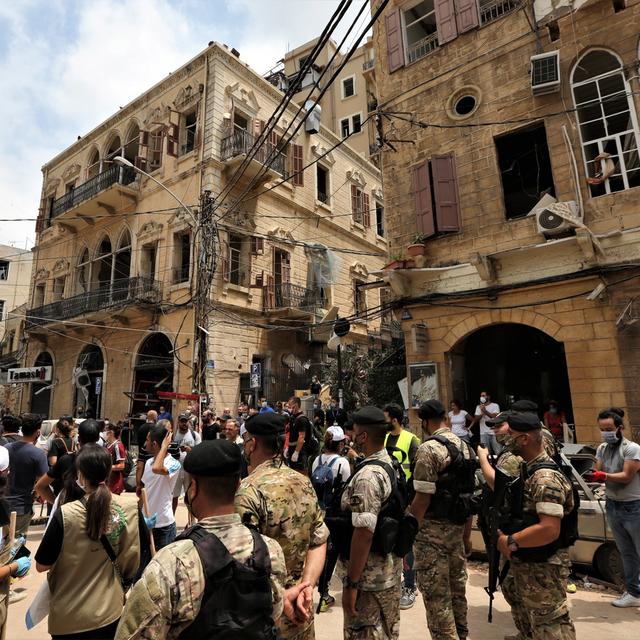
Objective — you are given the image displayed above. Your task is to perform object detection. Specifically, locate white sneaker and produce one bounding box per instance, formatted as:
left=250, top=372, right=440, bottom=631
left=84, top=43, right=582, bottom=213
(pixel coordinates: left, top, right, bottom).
left=611, top=592, right=640, bottom=607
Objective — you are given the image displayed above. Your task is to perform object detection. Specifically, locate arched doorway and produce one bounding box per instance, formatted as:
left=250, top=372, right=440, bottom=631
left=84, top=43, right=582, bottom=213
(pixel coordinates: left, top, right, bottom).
left=449, top=323, right=573, bottom=422
left=131, top=333, right=174, bottom=418
left=30, top=352, right=53, bottom=417
left=75, top=345, right=105, bottom=418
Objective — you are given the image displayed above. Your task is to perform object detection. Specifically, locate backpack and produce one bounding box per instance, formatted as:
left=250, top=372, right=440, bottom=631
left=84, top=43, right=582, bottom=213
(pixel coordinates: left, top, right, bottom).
left=425, top=435, right=480, bottom=525
left=176, top=525, right=277, bottom=640
left=311, top=455, right=338, bottom=510
left=326, top=455, right=418, bottom=560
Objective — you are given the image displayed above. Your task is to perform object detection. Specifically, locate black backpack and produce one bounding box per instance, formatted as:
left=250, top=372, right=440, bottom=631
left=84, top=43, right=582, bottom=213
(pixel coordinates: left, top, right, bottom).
left=425, top=435, right=479, bottom=525
left=176, top=525, right=277, bottom=640
left=326, top=455, right=418, bottom=560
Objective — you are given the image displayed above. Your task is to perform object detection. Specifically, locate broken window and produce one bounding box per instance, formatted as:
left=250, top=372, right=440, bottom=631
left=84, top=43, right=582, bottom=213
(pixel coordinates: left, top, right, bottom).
left=141, top=243, right=157, bottom=280
left=375, top=200, right=385, bottom=237
left=87, top=148, right=101, bottom=179
left=317, top=165, right=329, bottom=204
left=34, top=283, right=45, bottom=308
left=351, top=185, right=364, bottom=224
left=147, top=129, right=164, bottom=172
left=0, top=261, right=8, bottom=281
left=52, top=277, right=66, bottom=302
left=341, top=118, right=350, bottom=138
left=180, top=109, right=198, bottom=155
left=352, top=113, right=362, bottom=134
left=173, top=232, right=191, bottom=284
left=403, top=0, right=438, bottom=64
left=354, top=279, right=367, bottom=317
left=571, top=50, right=640, bottom=197
left=495, top=123, right=555, bottom=220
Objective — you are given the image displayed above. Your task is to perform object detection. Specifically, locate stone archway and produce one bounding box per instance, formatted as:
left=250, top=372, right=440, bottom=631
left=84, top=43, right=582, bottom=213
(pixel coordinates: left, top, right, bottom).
left=448, top=322, right=573, bottom=425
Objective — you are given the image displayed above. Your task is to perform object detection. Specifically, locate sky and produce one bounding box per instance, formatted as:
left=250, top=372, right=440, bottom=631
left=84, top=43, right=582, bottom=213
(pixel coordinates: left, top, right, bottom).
left=0, top=0, right=371, bottom=248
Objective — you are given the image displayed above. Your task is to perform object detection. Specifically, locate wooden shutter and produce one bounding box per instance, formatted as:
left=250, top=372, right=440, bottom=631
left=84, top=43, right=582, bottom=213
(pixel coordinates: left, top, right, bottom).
left=432, top=153, right=461, bottom=232
left=221, top=257, right=230, bottom=282
left=435, top=0, right=458, bottom=45
left=412, top=161, right=435, bottom=238
left=362, top=193, right=371, bottom=227
left=292, top=144, right=304, bottom=186
left=35, top=214, right=44, bottom=234
left=139, top=130, right=149, bottom=147
left=252, top=119, right=265, bottom=137
left=134, top=156, right=148, bottom=171
left=455, top=0, right=479, bottom=33
left=282, top=252, right=291, bottom=284
left=264, top=275, right=276, bottom=309
left=385, top=9, right=404, bottom=73
left=166, top=124, right=179, bottom=157
left=250, top=236, right=264, bottom=255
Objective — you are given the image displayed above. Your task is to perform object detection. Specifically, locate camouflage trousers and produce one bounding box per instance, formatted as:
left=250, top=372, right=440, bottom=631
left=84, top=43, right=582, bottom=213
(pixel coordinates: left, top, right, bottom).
left=505, top=561, right=576, bottom=640
left=280, top=617, right=315, bottom=640
left=415, top=536, right=468, bottom=640
left=343, top=583, right=401, bottom=640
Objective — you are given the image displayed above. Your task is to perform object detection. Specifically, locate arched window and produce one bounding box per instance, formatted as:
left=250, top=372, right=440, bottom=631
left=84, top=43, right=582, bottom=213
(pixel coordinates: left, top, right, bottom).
left=77, top=248, right=91, bottom=294
left=571, top=49, right=640, bottom=196
left=94, top=237, right=113, bottom=289
left=105, top=134, right=122, bottom=161
left=87, top=147, right=101, bottom=179
left=114, top=229, right=132, bottom=285
left=76, top=345, right=104, bottom=418
left=124, top=123, right=140, bottom=165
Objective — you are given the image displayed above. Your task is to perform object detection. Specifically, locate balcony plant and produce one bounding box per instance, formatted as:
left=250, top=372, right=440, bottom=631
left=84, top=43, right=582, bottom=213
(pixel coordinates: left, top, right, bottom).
left=407, top=234, right=426, bottom=258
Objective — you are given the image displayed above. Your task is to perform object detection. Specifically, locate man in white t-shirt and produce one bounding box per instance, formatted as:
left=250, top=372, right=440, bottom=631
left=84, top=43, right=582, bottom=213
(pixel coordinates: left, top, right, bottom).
left=473, top=391, right=500, bottom=454
left=171, top=414, right=198, bottom=512
left=142, top=423, right=181, bottom=549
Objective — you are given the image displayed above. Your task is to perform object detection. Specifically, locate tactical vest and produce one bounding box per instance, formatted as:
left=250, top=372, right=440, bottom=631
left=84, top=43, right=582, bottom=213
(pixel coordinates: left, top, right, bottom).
left=385, top=430, right=418, bottom=480
left=501, top=459, right=579, bottom=562
left=426, top=435, right=479, bottom=525
left=176, top=525, right=277, bottom=640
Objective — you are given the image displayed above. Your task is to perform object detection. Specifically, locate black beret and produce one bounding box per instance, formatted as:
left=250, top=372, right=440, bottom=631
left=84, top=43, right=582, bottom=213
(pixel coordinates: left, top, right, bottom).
left=486, top=411, right=513, bottom=428
left=184, top=440, right=241, bottom=476
left=507, top=412, right=541, bottom=432
left=244, top=412, right=286, bottom=436
left=511, top=399, right=538, bottom=413
left=352, top=406, right=387, bottom=427
left=417, top=399, right=446, bottom=420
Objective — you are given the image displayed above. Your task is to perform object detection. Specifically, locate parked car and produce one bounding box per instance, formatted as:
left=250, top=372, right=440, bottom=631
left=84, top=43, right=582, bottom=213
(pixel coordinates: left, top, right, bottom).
left=470, top=444, right=623, bottom=584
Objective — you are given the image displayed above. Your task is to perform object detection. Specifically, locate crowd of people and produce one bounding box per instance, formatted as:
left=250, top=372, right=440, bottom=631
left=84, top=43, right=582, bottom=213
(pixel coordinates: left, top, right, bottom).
left=0, top=391, right=638, bottom=640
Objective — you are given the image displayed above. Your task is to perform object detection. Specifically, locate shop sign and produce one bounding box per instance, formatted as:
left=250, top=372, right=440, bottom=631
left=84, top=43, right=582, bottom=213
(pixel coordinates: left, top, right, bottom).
left=7, top=366, right=53, bottom=383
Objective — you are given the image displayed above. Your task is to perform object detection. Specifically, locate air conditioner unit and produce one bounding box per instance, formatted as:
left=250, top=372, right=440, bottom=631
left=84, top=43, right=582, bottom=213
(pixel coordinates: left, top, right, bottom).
left=531, top=51, right=560, bottom=95
left=536, top=201, right=581, bottom=236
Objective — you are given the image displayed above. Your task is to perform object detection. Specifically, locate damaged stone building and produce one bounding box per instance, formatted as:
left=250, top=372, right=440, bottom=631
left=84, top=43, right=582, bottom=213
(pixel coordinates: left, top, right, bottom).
left=371, top=0, right=640, bottom=442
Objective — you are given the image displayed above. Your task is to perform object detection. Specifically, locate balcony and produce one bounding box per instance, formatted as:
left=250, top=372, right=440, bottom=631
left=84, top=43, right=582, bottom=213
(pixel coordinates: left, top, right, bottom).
left=49, top=164, right=138, bottom=226
left=480, top=0, right=521, bottom=25
left=263, top=282, right=326, bottom=318
left=26, top=277, right=160, bottom=331
left=363, top=58, right=376, bottom=78
left=221, top=128, right=287, bottom=181
left=407, top=33, right=439, bottom=64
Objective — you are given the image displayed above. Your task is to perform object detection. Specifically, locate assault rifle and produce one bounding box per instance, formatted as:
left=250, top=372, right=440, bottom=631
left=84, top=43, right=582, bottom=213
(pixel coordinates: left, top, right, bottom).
left=477, top=465, right=522, bottom=622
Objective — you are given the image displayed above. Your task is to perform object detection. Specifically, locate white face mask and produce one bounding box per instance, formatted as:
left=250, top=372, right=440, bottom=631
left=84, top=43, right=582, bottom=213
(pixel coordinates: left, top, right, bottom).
left=601, top=430, right=620, bottom=444
left=480, top=396, right=487, bottom=404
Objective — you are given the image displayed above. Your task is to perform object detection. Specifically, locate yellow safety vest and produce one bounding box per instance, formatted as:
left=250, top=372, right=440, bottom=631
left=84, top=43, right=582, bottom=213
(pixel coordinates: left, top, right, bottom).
left=385, top=429, right=419, bottom=480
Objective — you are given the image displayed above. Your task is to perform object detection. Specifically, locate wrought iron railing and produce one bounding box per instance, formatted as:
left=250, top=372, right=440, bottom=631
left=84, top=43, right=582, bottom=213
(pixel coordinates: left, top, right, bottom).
left=264, top=283, right=326, bottom=311
left=479, top=0, right=521, bottom=25
left=407, top=33, right=439, bottom=64
left=220, top=128, right=286, bottom=176
left=51, top=165, right=137, bottom=219
left=363, top=58, right=375, bottom=71
left=26, top=277, right=160, bottom=328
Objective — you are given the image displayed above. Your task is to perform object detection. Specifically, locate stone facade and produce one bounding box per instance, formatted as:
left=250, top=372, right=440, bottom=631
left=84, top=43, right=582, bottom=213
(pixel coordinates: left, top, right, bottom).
left=19, top=42, right=384, bottom=420
left=372, top=0, right=640, bottom=441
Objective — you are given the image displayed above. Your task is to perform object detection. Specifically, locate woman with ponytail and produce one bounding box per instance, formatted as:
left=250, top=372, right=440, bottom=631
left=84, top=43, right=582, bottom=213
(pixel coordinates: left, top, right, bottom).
left=35, top=445, right=141, bottom=639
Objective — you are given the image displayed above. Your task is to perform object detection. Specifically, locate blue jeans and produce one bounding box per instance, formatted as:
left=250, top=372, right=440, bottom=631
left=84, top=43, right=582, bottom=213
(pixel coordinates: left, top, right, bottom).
left=606, top=499, right=640, bottom=597
left=152, top=522, right=177, bottom=550
left=480, top=433, right=502, bottom=456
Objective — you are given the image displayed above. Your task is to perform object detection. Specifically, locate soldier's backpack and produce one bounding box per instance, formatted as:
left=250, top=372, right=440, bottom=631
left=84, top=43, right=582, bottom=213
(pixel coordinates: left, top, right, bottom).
left=311, top=455, right=339, bottom=510
left=176, top=525, right=277, bottom=640
left=326, top=455, right=418, bottom=560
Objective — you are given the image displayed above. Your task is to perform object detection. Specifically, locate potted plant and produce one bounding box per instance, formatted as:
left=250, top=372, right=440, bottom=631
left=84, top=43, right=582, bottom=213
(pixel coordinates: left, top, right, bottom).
left=407, top=234, right=426, bottom=258
left=383, top=251, right=407, bottom=271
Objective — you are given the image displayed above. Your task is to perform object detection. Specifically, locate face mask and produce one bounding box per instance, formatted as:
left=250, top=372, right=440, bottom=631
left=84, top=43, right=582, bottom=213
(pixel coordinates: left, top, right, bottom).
left=601, top=430, right=620, bottom=445
left=495, top=433, right=512, bottom=447
left=261, top=402, right=268, bottom=409
left=480, top=396, right=487, bottom=404
left=76, top=478, right=86, bottom=491
left=549, top=407, right=557, bottom=415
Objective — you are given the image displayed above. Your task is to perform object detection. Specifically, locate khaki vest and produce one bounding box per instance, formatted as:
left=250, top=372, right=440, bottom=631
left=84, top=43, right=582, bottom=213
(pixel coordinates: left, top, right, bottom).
left=47, top=495, right=140, bottom=635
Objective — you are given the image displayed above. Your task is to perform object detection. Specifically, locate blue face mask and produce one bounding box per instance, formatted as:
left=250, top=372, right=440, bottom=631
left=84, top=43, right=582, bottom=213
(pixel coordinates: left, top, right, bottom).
left=601, top=430, right=620, bottom=444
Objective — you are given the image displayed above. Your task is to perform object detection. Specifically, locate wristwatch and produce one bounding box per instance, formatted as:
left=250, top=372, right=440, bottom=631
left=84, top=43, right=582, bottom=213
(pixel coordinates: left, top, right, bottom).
left=507, top=535, right=519, bottom=552
left=343, top=576, right=360, bottom=589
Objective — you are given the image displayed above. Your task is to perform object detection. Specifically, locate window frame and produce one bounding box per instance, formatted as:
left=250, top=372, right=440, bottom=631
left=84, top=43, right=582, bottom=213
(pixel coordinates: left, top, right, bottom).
left=375, top=200, right=385, bottom=237
left=172, top=232, right=191, bottom=284
left=351, top=185, right=365, bottom=225
left=316, top=164, right=331, bottom=205
left=341, top=75, right=356, bottom=99
left=179, top=108, right=198, bottom=156
left=147, top=128, right=164, bottom=172
left=340, top=118, right=351, bottom=138
left=402, top=0, right=439, bottom=65
left=0, top=261, right=8, bottom=281
left=353, top=279, right=367, bottom=317
left=570, top=49, right=640, bottom=197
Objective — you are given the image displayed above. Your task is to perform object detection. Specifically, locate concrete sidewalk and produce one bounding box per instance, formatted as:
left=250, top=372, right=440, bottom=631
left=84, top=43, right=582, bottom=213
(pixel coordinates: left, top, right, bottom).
left=8, top=504, right=640, bottom=639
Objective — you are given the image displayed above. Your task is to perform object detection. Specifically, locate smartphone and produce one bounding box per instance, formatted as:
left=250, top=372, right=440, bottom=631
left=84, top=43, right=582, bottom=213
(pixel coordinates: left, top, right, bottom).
left=14, top=545, right=31, bottom=560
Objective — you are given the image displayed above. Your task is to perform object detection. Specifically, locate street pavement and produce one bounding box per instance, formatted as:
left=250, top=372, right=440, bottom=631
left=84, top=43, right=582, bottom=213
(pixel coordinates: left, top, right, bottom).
left=8, top=501, right=640, bottom=639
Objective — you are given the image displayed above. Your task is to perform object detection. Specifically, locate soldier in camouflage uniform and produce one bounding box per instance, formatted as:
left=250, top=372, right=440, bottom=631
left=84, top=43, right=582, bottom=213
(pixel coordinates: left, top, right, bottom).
left=235, top=412, right=329, bottom=640
left=339, top=406, right=402, bottom=640
left=410, top=400, right=473, bottom=640
left=116, top=439, right=295, bottom=640
left=496, top=412, right=576, bottom=640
